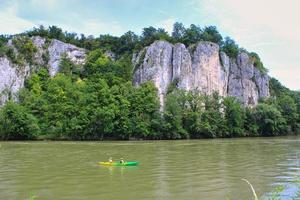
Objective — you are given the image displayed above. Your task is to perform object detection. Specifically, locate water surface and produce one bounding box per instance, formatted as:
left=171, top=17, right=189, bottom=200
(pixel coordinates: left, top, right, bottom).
left=0, top=136, right=299, bottom=200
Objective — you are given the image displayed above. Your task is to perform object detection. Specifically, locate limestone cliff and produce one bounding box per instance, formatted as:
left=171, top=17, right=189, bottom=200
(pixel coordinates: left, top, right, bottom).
left=0, top=36, right=86, bottom=105
left=133, top=40, right=270, bottom=107
left=0, top=37, right=270, bottom=108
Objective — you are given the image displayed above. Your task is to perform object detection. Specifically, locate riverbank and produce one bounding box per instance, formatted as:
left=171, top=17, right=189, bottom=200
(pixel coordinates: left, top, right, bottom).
left=1, top=132, right=298, bottom=141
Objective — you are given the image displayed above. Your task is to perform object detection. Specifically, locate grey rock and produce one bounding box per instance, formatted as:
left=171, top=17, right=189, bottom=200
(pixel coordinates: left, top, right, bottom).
left=191, top=42, right=227, bottom=96
left=0, top=57, right=30, bottom=105
left=133, top=41, right=173, bottom=107
left=104, top=50, right=116, bottom=61
left=0, top=37, right=86, bottom=105
left=254, top=67, right=270, bottom=98
left=133, top=40, right=270, bottom=108
left=48, top=39, right=86, bottom=77
left=173, top=43, right=192, bottom=90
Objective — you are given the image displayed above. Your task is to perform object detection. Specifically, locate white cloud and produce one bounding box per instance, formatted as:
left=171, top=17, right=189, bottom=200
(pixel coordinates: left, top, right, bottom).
left=0, top=1, right=125, bottom=37
left=81, top=20, right=125, bottom=36
left=0, top=3, right=36, bottom=34
left=52, top=19, right=126, bottom=37
left=157, top=18, right=176, bottom=33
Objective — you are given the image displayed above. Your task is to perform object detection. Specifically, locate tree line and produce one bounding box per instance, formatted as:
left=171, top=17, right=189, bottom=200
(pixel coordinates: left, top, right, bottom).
left=19, top=23, right=266, bottom=72
left=0, top=48, right=299, bottom=140
left=0, top=24, right=299, bottom=140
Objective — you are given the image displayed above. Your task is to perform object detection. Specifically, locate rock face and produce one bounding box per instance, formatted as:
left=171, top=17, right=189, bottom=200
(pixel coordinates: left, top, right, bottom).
left=48, top=39, right=86, bottom=76
left=133, top=40, right=270, bottom=107
left=0, top=57, right=30, bottom=105
left=0, top=36, right=86, bottom=105
left=133, top=41, right=173, bottom=106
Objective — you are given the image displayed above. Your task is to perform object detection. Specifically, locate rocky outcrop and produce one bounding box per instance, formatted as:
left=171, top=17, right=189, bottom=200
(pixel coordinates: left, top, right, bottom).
left=48, top=39, right=86, bottom=76
left=133, top=40, right=270, bottom=107
left=189, top=42, right=228, bottom=97
left=0, top=57, right=30, bottom=104
left=0, top=36, right=86, bottom=105
left=133, top=41, right=173, bottom=106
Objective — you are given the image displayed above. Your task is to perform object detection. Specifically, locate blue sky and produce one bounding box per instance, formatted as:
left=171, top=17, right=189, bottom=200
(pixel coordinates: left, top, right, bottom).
left=0, top=0, right=299, bottom=90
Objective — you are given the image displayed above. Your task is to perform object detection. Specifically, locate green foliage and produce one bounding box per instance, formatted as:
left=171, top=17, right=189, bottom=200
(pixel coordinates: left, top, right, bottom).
left=127, top=82, right=161, bottom=139
left=201, top=26, right=223, bottom=45
left=200, top=93, right=226, bottom=138
left=163, top=92, right=187, bottom=139
left=6, top=47, right=19, bottom=64
left=251, top=103, right=287, bottom=136
left=59, top=54, right=81, bottom=81
left=269, top=78, right=300, bottom=132
left=172, top=22, right=186, bottom=41
left=1, top=24, right=299, bottom=141
left=42, top=50, right=50, bottom=64
left=12, top=36, right=37, bottom=65
left=141, top=26, right=173, bottom=46
left=12, top=49, right=161, bottom=140
left=0, top=101, right=40, bottom=140
left=221, top=37, right=239, bottom=58
left=181, top=24, right=202, bottom=46
left=249, top=52, right=268, bottom=74
left=265, top=185, right=285, bottom=200
left=83, top=49, right=132, bottom=85
left=223, top=97, right=245, bottom=137
left=24, top=23, right=268, bottom=73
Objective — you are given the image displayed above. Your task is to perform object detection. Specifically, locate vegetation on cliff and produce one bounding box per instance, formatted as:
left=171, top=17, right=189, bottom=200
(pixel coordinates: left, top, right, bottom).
left=0, top=24, right=299, bottom=140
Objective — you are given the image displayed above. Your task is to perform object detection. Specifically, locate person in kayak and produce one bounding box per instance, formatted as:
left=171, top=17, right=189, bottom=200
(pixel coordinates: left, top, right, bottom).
left=120, top=158, right=125, bottom=164
left=108, top=157, right=113, bottom=163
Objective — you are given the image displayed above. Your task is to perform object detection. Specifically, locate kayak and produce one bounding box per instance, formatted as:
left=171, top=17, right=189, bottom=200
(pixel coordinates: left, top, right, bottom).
left=99, top=161, right=139, bottom=166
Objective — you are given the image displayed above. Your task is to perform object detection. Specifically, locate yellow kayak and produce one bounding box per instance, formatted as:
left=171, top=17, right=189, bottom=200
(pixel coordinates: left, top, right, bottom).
left=99, top=161, right=139, bottom=166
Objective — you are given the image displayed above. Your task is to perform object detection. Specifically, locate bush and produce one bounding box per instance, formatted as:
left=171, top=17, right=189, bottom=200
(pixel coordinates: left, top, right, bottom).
left=251, top=103, right=288, bottom=136
left=12, top=36, right=37, bottom=65
left=221, top=37, right=239, bottom=58
left=0, top=101, right=40, bottom=140
left=249, top=52, right=268, bottom=74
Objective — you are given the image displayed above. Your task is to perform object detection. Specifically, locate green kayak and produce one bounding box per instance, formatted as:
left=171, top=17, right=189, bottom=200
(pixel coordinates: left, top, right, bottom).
left=99, top=161, right=139, bottom=166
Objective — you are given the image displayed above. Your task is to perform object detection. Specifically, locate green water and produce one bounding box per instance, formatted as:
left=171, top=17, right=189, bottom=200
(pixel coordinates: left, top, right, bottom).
left=0, top=137, right=299, bottom=200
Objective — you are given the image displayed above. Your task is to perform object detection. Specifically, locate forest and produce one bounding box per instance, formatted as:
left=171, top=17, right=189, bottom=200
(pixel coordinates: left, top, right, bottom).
left=0, top=23, right=299, bottom=140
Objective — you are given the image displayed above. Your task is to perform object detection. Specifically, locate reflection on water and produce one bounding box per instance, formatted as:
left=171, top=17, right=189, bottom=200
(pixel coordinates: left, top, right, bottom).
left=0, top=136, right=299, bottom=200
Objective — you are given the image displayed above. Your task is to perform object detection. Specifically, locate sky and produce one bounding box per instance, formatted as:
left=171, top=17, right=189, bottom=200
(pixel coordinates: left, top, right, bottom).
left=0, top=0, right=299, bottom=90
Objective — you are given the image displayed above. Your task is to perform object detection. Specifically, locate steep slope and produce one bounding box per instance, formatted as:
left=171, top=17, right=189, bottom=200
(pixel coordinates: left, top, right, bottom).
left=133, top=40, right=270, bottom=107
left=0, top=36, right=86, bottom=105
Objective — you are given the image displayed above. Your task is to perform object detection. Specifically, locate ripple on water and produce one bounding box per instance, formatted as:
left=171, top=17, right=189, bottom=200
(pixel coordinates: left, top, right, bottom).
left=0, top=137, right=300, bottom=200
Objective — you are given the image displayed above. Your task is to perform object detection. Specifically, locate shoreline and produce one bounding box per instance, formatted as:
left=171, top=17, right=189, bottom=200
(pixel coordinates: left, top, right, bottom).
left=1, top=133, right=299, bottom=142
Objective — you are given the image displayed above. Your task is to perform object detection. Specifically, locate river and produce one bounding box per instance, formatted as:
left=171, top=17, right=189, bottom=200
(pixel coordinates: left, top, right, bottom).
left=0, top=136, right=299, bottom=200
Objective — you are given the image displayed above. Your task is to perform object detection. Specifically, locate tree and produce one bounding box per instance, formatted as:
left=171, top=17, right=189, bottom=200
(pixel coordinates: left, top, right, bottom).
left=201, top=26, right=223, bottom=45
left=199, top=93, right=226, bottom=138
left=251, top=103, right=287, bottom=136
left=59, top=55, right=81, bottom=80
left=128, top=82, right=161, bottom=139
left=119, top=31, right=139, bottom=54
left=140, top=26, right=171, bottom=46
left=223, top=97, right=245, bottom=137
left=221, top=37, right=239, bottom=58
left=163, top=91, right=187, bottom=139
left=249, top=52, right=268, bottom=74
left=182, top=24, right=202, bottom=46
left=277, top=96, right=298, bottom=132
left=172, top=22, right=186, bottom=42
left=0, top=101, right=40, bottom=140
left=48, top=26, right=64, bottom=41
left=97, top=34, right=120, bottom=53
